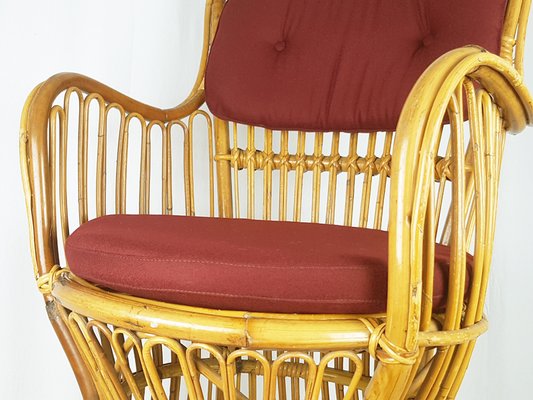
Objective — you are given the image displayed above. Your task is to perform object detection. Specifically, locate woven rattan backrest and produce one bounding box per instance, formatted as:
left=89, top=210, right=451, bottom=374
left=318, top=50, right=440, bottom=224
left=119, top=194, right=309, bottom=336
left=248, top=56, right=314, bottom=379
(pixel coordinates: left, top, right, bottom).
left=207, top=0, right=528, bottom=235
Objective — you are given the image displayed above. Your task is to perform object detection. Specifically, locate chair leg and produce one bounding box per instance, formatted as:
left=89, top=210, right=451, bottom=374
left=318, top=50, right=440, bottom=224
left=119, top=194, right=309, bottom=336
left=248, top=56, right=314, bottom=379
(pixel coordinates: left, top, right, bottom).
left=45, top=298, right=99, bottom=399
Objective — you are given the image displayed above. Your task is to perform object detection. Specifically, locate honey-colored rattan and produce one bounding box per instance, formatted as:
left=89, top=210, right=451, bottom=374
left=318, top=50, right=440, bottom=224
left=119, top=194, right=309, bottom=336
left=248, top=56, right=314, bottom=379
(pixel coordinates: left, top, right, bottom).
left=20, top=1, right=533, bottom=399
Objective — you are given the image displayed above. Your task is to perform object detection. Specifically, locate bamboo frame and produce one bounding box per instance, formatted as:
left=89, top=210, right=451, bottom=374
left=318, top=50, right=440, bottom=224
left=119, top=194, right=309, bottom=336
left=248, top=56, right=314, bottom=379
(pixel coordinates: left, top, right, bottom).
left=19, top=0, right=533, bottom=399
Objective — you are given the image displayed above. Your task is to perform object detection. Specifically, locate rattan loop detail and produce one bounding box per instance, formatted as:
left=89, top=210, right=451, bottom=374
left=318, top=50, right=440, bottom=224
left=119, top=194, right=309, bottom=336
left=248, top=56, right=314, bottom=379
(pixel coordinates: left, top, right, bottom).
left=36, top=265, right=63, bottom=295
left=363, top=320, right=419, bottom=365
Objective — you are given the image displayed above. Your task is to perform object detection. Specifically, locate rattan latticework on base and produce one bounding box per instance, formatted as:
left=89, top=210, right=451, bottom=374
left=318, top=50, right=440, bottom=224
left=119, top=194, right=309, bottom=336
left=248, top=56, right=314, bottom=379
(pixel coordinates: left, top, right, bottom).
left=19, top=0, right=533, bottom=399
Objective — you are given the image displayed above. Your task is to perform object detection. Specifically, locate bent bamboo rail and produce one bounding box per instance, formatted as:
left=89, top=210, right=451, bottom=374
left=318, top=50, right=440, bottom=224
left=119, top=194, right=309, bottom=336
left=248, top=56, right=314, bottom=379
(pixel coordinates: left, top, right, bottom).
left=370, top=46, right=533, bottom=399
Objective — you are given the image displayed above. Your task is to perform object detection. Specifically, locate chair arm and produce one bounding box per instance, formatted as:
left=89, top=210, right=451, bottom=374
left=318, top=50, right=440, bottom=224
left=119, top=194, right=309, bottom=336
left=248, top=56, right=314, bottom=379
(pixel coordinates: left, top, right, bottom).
left=20, top=72, right=205, bottom=280
left=386, top=46, right=533, bottom=349
left=364, top=45, right=533, bottom=399
left=20, top=1, right=226, bottom=281
left=23, top=72, right=205, bottom=130
left=387, top=45, right=532, bottom=353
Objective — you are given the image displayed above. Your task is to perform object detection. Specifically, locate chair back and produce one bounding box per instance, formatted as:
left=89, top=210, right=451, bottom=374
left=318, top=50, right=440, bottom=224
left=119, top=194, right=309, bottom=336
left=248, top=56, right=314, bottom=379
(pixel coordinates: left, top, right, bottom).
left=206, top=0, right=508, bottom=132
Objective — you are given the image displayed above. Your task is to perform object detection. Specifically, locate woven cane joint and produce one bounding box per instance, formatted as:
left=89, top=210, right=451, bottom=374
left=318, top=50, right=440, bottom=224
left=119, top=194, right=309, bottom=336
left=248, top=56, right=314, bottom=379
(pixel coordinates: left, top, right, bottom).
left=36, top=265, right=64, bottom=295
left=363, top=320, right=419, bottom=365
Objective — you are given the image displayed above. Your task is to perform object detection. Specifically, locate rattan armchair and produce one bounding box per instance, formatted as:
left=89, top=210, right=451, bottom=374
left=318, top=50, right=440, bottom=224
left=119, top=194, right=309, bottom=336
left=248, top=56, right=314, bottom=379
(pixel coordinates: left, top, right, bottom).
left=20, top=1, right=533, bottom=399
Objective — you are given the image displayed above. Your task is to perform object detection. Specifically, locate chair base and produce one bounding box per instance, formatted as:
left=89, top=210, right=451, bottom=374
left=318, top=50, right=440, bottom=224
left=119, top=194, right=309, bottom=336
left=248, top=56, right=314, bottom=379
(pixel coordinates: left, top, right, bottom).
left=48, top=270, right=487, bottom=399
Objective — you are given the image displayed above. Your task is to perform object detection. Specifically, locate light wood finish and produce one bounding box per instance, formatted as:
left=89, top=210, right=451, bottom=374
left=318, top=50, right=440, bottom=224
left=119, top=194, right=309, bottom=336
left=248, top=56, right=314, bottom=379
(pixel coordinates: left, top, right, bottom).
left=20, top=0, right=533, bottom=398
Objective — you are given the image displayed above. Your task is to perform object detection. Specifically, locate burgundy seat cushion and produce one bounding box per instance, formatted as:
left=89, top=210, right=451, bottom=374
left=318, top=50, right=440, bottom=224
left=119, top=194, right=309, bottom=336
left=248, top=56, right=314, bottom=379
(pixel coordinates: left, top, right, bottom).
left=205, top=0, right=507, bottom=132
left=65, top=215, right=469, bottom=314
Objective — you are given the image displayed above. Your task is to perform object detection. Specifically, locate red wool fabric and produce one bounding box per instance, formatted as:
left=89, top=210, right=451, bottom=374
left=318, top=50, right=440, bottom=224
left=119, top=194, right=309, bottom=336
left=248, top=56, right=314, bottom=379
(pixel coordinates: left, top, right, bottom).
left=205, top=0, right=507, bottom=132
left=65, top=215, right=470, bottom=314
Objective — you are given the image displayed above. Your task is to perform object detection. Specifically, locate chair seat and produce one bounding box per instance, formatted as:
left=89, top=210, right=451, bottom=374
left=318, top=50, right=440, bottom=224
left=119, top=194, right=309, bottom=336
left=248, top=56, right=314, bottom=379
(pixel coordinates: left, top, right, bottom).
left=65, top=215, right=468, bottom=314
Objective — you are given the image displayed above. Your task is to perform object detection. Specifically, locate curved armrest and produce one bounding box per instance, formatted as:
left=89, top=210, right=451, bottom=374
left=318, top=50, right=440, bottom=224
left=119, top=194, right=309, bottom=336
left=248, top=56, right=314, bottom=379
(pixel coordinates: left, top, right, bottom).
left=365, top=45, right=533, bottom=398
left=386, top=45, right=532, bottom=353
left=22, top=72, right=205, bottom=135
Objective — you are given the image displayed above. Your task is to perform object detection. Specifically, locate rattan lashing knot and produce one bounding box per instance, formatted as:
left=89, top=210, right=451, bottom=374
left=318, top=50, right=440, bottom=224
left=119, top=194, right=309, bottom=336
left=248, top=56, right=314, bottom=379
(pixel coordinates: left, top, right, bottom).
left=295, top=154, right=306, bottom=169
left=36, top=265, right=63, bottom=295
left=230, top=147, right=241, bottom=165
left=329, top=154, right=341, bottom=171
left=245, top=148, right=256, bottom=167
left=347, top=155, right=360, bottom=173
left=279, top=153, right=290, bottom=167
left=361, top=155, right=377, bottom=174
left=435, top=156, right=453, bottom=180
left=362, top=320, right=419, bottom=365
left=312, top=154, right=325, bottom=171
left=374, top=154, right=391, bottom=175
left=261, top=151, right=275, bottom=169
left=277, top=360, right=309, bottom=378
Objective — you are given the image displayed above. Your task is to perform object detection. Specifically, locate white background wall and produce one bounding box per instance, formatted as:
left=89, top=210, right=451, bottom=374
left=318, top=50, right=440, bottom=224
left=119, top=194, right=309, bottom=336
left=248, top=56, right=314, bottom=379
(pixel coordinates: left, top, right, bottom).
left=1, top=1, right=532, bottom=399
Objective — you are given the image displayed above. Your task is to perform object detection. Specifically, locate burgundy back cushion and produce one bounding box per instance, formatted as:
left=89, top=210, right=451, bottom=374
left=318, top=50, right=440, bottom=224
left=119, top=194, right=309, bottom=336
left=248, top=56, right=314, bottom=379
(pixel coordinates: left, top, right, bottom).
left=205, top=0, right=508, bottom=132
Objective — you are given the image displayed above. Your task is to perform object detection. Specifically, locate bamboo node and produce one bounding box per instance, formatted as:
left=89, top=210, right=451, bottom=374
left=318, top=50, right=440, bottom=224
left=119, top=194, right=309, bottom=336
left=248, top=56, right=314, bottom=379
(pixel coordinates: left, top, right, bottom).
left=500, top=35, right=516, bottom=60
left=362, top=320, right=419, bottom=365
left=36, top=265, right=63, bottom=295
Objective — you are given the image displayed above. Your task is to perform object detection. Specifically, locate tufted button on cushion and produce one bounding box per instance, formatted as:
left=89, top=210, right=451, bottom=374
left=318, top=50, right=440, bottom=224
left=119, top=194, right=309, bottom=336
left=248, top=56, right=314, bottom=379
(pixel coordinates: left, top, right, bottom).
left=205, top=0, right=507, bottom=132
left=422, top=34, right=435, bottom=47
left=65, top=215, right=471, bottom=314
left=274, top=40, right=286, bottom=52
